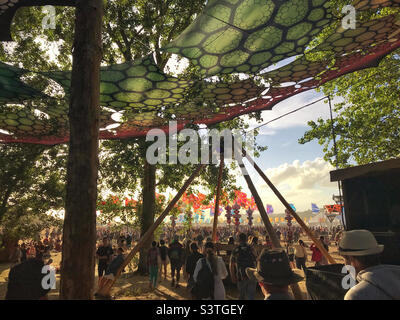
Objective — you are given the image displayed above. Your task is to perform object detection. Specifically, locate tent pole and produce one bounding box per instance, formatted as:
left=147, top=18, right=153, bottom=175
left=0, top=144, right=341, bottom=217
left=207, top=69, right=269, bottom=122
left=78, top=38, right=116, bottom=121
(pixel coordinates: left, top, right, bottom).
left=212, top=148, right=224, bottom=243
left=96, top=163, right=206, bottom=297
left=239, top=144, right=336, bottom=264
left=236, top=155, right=303, bottom=300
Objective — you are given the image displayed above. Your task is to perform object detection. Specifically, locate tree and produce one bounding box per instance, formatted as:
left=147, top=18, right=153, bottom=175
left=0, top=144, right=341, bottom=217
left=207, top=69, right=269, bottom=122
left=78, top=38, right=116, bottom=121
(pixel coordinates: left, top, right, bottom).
left=59, top=0, right=103, bottom=300
left=0, top=143, right=66, bottom=260
left=299, top=4, right=400, bottom=167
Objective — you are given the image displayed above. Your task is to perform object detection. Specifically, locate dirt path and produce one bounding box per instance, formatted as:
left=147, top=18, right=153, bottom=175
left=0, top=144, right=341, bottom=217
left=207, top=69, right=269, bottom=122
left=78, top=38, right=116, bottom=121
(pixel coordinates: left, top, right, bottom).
left=0, top=238, right=344, bottom=300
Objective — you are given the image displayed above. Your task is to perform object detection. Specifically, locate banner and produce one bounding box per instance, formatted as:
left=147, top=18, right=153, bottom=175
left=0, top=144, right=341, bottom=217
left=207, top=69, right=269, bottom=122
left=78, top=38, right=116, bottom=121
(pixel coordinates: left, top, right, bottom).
left=311, top=203, right=320, bottom=213
left=266, top=204, right=274, bottom=214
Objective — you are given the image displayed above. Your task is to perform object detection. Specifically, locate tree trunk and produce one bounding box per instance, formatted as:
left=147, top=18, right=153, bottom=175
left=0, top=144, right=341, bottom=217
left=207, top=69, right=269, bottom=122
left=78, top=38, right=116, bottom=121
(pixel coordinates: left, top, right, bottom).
left=60, top=0, right=103, bottom=300
left=137, top=159, right=156, bottom=274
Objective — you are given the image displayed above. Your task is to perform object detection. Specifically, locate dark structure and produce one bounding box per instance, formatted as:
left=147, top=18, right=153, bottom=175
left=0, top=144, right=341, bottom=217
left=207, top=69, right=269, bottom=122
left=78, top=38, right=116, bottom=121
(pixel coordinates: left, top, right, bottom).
left=330, top=158, right=400, bottom=265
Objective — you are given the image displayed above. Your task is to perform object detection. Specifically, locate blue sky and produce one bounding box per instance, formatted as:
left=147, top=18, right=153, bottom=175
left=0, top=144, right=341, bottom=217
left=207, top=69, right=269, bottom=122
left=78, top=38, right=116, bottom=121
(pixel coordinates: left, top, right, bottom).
left=231, top=89, right=343, bottom=214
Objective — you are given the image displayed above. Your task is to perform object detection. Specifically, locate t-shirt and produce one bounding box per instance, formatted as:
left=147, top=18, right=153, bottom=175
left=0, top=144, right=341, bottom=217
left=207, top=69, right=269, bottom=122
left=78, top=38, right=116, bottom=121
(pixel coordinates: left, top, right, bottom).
left=96, top=245, right=113, bottom=264
left=294, top=244, right=306, bottom=258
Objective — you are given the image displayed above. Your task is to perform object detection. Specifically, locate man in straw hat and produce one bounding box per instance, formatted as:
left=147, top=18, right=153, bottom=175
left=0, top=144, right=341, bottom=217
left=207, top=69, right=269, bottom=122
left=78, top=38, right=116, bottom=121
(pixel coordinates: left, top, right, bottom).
left=339, top=229, right=400, bottom=300
left=246, top=249, right=303, bottom=300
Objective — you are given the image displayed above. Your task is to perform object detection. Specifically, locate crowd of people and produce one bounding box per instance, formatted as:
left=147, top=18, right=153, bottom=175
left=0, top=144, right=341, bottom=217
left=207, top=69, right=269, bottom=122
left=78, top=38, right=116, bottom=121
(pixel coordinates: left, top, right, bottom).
left=8, top=228, right=62, bottom=266
left=5, top=222, right=400, bottom=300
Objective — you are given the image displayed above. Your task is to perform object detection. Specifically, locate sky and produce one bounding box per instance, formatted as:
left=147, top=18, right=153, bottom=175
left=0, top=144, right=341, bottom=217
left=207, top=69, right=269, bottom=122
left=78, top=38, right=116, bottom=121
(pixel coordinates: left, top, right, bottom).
left=230, top=89, right=343, bottom=214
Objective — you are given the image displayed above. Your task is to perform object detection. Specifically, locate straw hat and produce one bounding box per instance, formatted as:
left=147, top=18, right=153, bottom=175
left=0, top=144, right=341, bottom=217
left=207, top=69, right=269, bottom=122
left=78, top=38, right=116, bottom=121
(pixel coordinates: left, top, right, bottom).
left=339, top=230, right=384, bottom=256
left=246, top=249, right=303, bottom=286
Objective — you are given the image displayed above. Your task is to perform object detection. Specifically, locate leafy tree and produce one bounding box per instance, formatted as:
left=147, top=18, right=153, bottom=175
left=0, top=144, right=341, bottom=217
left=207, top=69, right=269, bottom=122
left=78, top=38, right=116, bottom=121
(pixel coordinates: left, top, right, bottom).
left=299, top=3, right=400, bottom=167
left=0, top=143, right=66, bottom=259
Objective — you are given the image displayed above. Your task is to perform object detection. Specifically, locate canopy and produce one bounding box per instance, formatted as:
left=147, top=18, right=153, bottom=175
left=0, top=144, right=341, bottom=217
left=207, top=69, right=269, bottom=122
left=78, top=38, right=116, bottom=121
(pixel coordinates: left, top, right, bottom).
left=0, top=0, right=400, bottom=144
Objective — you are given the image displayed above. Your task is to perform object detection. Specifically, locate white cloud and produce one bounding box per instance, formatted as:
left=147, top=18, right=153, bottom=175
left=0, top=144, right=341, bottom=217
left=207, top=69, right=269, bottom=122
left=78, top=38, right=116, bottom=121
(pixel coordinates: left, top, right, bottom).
left=236, top=157, right=339, bottom=213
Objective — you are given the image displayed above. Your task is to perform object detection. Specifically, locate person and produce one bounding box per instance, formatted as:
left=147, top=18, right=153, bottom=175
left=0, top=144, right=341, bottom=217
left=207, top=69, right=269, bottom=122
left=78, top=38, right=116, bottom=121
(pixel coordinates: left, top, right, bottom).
left=147, top=241, right=161, bottom=290
left=168, top=236, right=184, bottom=288
left=6, top=252, right=51, bottom=300
left=20, top=243, right=27, bottom=263
left=339, top=230, right=400, bottom=300
left=96, top=237, right=114, bottom=282
left=286, top=242, right=295, bottom=269
left=294, top=240, right=307, bottom=271
left=185, top=242, right=204, bottom=292
left=246, top=249, right=303, bottom=300
left=310, top=242, right=322, bottom=266
left=319, top=236, right=329, bottom=265
left=193, top=242, right=228, bottom=300
left=159, top=239, right=169, bottom=280
left=230, top=233, right=257, bottom=300
left=227, top=237, right=235, bottom=257
left=97, top=248, right=125, bottom=292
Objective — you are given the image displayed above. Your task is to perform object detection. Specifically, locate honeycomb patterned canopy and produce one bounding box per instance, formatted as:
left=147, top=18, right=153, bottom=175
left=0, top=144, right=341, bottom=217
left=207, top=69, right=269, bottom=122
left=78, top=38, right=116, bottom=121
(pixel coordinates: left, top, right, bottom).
left=0, top=62, right=45, bottom=102
left=43, top=56, right=194, bottom=111
left=263, top=14, right=400, bottom=85
left=0, top=0, right=400, bottom=144
left=162, top=0, right=334, bottom=76
left=353, top=0, right=400, bottom=10
left=0, top=0, right=76, bottom=41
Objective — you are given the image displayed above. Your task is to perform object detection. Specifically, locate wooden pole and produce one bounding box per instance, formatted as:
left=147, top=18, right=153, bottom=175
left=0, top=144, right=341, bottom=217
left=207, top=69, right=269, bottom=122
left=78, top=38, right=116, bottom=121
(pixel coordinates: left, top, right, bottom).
left=96, top=163, right=206, bottom=297
left=212, top=151, right=224, bottom=243
left=240, top=145, right=336, bottom=265
left=60, top=0, right=103, bottom=300
left=236, top=157, right=303, bottom=300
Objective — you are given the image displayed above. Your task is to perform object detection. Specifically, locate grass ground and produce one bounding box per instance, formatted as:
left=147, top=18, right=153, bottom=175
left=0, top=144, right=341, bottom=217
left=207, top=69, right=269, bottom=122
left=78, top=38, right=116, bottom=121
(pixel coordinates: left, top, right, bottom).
left=0, top=237, right=344, bottom=300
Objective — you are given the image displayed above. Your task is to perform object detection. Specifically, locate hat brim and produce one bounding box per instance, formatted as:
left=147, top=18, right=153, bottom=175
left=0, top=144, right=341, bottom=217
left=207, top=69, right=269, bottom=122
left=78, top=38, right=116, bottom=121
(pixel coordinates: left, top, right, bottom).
left=339, top=244, right=384, bottom=256
left=246, top=267, right=304, bottom=286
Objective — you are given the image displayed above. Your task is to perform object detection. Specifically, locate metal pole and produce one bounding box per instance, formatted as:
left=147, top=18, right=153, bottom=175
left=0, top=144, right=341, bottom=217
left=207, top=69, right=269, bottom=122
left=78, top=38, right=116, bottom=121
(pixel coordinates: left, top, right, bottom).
left=238, top=142, right=336, bottom=265
left=236, top=155, right=303, bottom=300
left=328, top=96, right=346, bottom=229
left=212, top=149, right=224, bottom=243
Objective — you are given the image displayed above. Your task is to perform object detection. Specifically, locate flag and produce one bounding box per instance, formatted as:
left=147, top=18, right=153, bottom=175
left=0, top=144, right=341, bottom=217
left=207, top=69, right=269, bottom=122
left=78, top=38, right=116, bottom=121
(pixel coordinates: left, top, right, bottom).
left=266, top=204, right=273, bottom=214
left=289, top=203, right=296, bottom=212
left=311, top=203, right=320, bottom=213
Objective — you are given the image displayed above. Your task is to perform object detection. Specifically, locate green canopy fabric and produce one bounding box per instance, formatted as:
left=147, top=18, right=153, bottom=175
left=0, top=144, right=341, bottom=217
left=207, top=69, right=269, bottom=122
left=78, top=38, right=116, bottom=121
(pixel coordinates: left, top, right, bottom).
left=0, top=62, right=45, bottom=102
left=0, top=0, right=399, bottom=144
left=263, top=14, right=400, bottom=85
left=162, top=0, right=333, bottom=76
left=43, top=56, right=194, bottom=111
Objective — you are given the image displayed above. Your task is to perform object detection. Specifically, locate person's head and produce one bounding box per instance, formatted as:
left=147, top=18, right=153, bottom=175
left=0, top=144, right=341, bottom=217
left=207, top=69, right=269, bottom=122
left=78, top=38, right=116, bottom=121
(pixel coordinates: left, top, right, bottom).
left=102, top=237, right=108, bottom=245
left=160, top=239, right=165, bottom=246
left=238, top=233, right=247, bottom=243
left=299, top=239, right=304, bottom=246
left=190, top=242, right=199, bottom=252
left=246, top=249, right=303, bottom=297
left=339, top=229, right=383, bottom=274
left=173, top=235, right=179, bottom=243
left=117, top=247, right=124, bottom=255
left=151, top=241, right=157, bottom=247
left=228, top=237, right=235, bottom=244
left=251, top=236, right=258, bottom=245
left=320, top=236, right=324, bottom=241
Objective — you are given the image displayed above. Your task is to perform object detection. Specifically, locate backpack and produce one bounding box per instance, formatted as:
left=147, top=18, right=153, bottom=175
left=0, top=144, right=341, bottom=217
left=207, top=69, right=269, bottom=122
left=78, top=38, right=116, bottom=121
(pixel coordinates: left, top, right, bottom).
left=191, top=258, right=214, bottom=299
left=148, top=247, right=159, bottom=266
left=235, top=245, right=255, bottom=281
